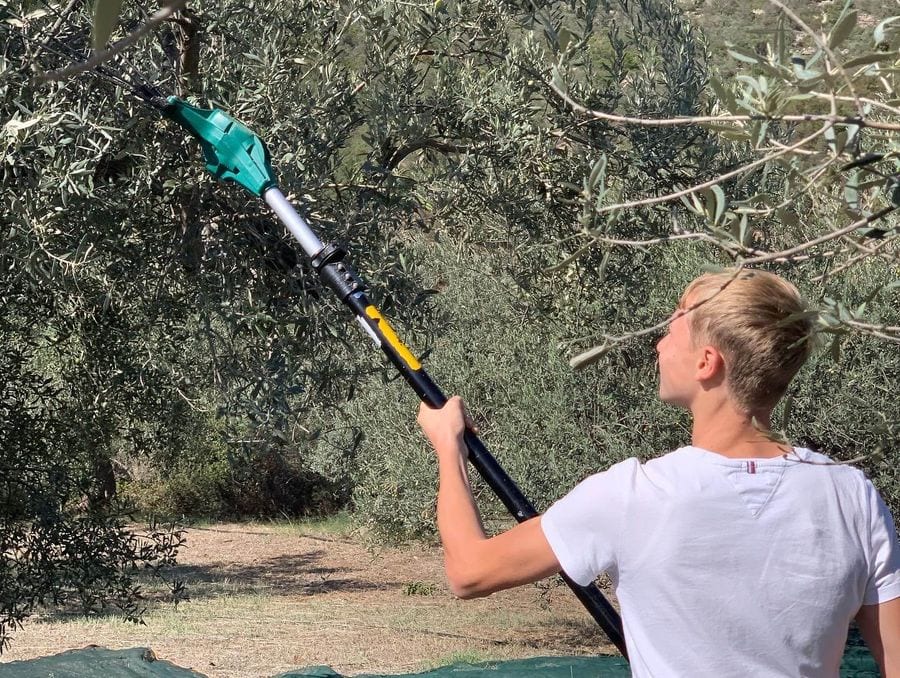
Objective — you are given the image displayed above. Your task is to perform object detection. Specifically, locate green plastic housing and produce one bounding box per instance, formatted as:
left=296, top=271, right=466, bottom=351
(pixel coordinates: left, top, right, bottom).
left=161, top=96, right=277, bottom=197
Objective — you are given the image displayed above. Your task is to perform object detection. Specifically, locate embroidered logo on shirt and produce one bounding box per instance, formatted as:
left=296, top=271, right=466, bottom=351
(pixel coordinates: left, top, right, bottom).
left=724, top=460, right=786, bottom=516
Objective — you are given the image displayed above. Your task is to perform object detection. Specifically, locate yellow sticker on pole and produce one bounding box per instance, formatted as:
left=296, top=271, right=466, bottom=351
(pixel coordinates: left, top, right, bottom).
left=365, top=306, right=422, bottom=371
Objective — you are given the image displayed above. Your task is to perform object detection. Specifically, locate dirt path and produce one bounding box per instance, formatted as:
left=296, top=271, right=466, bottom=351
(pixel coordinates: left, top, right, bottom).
left=1, top=523, right=619, bottom=677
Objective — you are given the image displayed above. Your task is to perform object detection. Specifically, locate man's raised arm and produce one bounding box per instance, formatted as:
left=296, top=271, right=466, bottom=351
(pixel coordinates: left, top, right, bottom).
left=417, top=397, right=561, bottom=598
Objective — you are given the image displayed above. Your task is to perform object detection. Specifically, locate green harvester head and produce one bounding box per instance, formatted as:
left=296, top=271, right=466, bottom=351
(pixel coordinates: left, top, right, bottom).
left=161, top=97, right=277, bottom=197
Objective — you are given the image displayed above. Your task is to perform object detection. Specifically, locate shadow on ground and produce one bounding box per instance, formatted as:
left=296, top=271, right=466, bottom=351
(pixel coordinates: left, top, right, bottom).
left=516, top=617, right=613, bottom=654
left=32, top=549, right=394, bottom=623
left=165, top=549, right=392, bottom=598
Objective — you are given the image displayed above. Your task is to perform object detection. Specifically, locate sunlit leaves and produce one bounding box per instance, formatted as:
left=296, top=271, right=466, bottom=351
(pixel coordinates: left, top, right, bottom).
left=873, top=16, right=900, bottom=47
left=827, top=8, right=856, bottom=50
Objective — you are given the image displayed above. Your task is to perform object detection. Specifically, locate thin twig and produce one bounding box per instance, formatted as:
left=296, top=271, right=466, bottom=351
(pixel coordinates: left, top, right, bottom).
left=808, top=91, right=900, bottom=118
left=844, top=319, right=900, bottom=333
left=174, top=385, right=209, bottom=411
left=592, top=232, right=720, bottom=248
left=548, top=80, right=900, bottom=131
left=731, top=157, right=837, bottom=220
left=841, top=322, right=900, bottom=343
left=593, top=123, right=831, bottom=215
left=34, top=0, right=82, bottom=60
left=814, top=234, right=898, bottom=281
left=37, top=0, right=186, bottom=82
left=36, top=239, right=95, bottom=270
left=740, top=205, right=898, bottom=265
left=768, top=139, right=819, bottom=156
left=546, top=232, right=722, bottom=272
left=570, top=268, right=746, bottom=368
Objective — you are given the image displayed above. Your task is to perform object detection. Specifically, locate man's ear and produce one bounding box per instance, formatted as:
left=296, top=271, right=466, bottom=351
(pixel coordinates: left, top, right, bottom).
left=696, top=345, right=725, bottom=382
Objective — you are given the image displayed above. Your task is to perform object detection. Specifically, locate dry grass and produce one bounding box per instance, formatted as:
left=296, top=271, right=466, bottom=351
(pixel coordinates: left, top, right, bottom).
left=0, top=522, right=618, bottom=677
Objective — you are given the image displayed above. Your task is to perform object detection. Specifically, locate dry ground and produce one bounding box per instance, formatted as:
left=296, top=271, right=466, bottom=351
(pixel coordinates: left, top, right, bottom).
left=0, top=522, right=619, bottom=677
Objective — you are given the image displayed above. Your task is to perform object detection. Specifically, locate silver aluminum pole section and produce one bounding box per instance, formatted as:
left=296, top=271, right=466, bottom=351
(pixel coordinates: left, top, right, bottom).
left=264, top=187, right=324, bottom=257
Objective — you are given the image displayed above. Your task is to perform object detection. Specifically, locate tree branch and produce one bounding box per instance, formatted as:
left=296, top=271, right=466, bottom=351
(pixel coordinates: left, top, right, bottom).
left=740, top=206, right=899, bottom=265
left=546, top=232, right=721, bottom=273
left=766, top=0, right=863, bottom=117
left=841, top=319, right=900, bottom=342
left=813, top=233, right=899, bottom=281
left=35, top=0, right=83, bottom=61
left=385, top=138, right=478, bottom=171
left=569, top=267, right=746, bottom=369
left=592, top=123, right=832, bottom=215
left=547, top=79, right=900, bottom=131
left=37, top=0, right=186, bottom=82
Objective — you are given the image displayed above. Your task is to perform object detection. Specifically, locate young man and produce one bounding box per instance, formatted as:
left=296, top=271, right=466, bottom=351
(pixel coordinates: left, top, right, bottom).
left=417, top=269, right=900, bottom=677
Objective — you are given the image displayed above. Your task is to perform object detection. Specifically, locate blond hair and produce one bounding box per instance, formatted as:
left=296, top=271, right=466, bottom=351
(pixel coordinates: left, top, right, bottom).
left=681, top=269, right=814, bottom=413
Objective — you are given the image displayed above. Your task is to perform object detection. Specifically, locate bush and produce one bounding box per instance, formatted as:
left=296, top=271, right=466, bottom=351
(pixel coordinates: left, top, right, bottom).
left=348, top=231, right=900, bottom=541
left=120, top=427, right=349, bottom=519
left=348, top=239, right=689, bottom=541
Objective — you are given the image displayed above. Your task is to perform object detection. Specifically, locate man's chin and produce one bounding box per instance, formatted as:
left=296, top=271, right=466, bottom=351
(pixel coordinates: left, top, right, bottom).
left=658, top=390, right=686, bottom=408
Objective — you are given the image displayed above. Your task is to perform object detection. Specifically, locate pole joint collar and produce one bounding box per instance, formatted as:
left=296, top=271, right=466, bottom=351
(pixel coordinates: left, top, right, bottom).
left=311, top=243, right=366, bottom=300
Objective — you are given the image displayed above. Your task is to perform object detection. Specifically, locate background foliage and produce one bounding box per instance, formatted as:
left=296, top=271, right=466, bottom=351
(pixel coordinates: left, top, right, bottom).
left=1, top=0, right=897, bottom=649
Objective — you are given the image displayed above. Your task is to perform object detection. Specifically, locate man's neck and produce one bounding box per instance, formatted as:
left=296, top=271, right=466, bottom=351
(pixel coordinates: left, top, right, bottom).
left=690, top=398, right=787, bottom=459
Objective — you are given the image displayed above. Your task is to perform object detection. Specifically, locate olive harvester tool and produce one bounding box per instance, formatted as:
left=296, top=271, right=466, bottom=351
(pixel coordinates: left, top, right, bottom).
left=156, top=94, right=628, bottom=658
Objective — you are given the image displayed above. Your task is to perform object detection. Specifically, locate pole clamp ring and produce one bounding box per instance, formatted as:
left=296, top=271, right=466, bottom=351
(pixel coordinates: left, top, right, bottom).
left=310, top=243, right=347, bottom=270
left=311, top=242, right=365, bottom=300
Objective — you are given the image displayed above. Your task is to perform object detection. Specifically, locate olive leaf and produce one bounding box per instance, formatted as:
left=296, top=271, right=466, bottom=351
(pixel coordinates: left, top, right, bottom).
left=92, top=0, right=123, bottom=50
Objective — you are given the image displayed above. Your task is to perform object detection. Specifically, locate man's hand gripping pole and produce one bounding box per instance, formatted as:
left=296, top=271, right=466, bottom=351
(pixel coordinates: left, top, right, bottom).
left=159, top=97, right=627, bottom=658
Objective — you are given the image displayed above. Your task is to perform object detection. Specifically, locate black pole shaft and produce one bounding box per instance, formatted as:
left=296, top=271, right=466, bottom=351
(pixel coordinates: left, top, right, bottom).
left=342, top=290, right=628, bottom=658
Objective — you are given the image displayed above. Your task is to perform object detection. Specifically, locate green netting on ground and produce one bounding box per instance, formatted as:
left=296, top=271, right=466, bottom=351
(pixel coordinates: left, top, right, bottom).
left=278, top=656, right=631, bottom=678
left=1, top=638, right=880, bottom=678
left=1, top=647, right=208, bottom=677
left=280, top=643, right=879, bottom=677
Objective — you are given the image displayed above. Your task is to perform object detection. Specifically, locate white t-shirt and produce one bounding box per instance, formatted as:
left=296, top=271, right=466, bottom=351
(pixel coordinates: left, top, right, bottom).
left=541, top=446, right=900, bottom=677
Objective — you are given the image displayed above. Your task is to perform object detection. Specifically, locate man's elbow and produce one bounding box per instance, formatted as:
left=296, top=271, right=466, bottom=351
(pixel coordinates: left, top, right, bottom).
left=445, top=560, right=492, bottom=599
left=448, top=580, right=486, bottom=599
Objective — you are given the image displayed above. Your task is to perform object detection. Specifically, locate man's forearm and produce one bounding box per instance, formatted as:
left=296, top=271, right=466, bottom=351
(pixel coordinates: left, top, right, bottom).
left=433, top=433, right=487, bottom=593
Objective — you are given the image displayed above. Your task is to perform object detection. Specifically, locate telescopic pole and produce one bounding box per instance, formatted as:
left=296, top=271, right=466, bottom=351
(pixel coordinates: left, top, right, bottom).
left=161, top=98, right=628, bottom=658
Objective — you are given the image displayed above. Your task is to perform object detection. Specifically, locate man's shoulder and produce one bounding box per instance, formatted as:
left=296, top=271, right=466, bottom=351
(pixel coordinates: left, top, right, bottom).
left=579, top=448, right=700, bottom=496
left=586, top=446, right=872, bottom=496
left=640, top=446, right=704, bottom=474
left=590, top=452, right=680, bottom=481
left=786, top=447, right=871, bottom=486
left=638, top=446, right=871, bottom=493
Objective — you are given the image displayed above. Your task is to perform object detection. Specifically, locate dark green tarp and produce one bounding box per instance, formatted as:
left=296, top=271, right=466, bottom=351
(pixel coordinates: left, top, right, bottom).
left=1, top=647, right=207, bottom=677
left=279, top=656, right=632, bottom=678
left=279, top=641, right=880, bottom=678
left=0, top=632, right=879, bottom=677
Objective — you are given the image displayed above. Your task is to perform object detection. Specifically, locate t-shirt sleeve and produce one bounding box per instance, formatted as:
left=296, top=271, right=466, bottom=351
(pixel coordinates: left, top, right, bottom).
left=540, top=457, right=639, bottom=587
left=863, top=479, right=900, bottom=605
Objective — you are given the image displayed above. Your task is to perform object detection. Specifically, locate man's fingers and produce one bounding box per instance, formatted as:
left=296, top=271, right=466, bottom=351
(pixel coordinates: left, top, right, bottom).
left=463, top=410, right=479, bottom=433
left=416, top=401, right=434, bottom=425
left=417, top=396, right=478, bottom=436
left=446, top=397, right=480, bottom=433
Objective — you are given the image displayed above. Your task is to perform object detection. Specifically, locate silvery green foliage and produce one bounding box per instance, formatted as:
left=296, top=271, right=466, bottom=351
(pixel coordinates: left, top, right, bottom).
left=2, top=0, right=403, bottom=648
left=560, top=1, right=899, bottom=357
left=0, top=328, right=183, bottom=650
left=3, top=0, right=896, bottom=574
left=3, top=0, right=710, bottom=519
left=295, top=0, right=720, bottom=538
left=700, top=4, right=900, bottom=348
left=544, top=0, right=898, bottom=515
